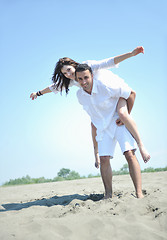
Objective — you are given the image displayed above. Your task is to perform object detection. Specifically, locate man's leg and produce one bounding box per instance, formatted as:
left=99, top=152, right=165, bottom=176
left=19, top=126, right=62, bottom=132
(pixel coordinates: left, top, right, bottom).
left=124, top=150, right=144, bottom=198
left=100, top=156, right=113, bottom=199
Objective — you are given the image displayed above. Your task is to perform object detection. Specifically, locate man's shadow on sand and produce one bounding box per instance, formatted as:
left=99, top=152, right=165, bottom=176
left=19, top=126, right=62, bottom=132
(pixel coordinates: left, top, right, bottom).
left=0, top=193, right=104, bottom=212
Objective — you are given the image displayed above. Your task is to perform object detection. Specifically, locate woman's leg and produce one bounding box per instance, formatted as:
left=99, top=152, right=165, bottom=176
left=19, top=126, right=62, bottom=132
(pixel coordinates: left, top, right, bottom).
left=91, top=122, right=100, bottom=168
left=117, top=98, right=150, bottom=162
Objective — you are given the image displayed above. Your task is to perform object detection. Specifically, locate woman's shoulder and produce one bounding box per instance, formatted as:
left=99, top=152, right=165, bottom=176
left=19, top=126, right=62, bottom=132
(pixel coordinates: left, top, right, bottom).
left=69, top=79, right=80, bottom=88
left=82, top=59, right=98, bottom=67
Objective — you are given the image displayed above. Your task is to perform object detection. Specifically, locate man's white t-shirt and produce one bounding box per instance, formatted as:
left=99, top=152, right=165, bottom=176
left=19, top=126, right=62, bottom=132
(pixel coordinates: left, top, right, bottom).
left=76, top=70, right=132, bottom=141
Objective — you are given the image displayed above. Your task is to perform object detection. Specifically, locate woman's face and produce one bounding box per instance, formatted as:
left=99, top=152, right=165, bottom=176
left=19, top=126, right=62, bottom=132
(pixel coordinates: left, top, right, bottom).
left=61, top=65, right=76, bottom=80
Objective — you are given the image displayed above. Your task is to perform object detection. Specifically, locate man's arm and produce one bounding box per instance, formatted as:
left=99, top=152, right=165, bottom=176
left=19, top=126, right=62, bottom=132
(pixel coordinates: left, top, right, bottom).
left=116, top=90, right=136, bottom=126
left=30, top=87, right=52, bottom=100
left=114, top=46, right=144, bottom=65
left=127, top=90, right=136, bottom=114
left=91, top=123, right=100, bottom=169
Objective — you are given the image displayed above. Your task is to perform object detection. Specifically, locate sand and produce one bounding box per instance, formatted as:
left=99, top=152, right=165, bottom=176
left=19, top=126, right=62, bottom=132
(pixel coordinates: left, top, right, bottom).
left=0, top=172, right=167, bottom=240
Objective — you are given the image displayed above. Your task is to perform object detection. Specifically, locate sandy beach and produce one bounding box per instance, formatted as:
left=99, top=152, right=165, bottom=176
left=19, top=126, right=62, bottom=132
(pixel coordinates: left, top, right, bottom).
left=0, top=171, right=167, bottom=240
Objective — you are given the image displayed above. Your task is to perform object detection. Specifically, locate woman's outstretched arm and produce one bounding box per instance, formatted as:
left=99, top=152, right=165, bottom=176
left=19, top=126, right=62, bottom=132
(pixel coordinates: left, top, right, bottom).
left=86, top=46, right=144, bottom=71
left=114, top=46, right=144, bottom=65
left=30, top=87, right=52, bottom=100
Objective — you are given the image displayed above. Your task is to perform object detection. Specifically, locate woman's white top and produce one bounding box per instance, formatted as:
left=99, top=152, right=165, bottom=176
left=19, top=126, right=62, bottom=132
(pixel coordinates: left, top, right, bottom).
left=49, top=57, right=119, bottom=94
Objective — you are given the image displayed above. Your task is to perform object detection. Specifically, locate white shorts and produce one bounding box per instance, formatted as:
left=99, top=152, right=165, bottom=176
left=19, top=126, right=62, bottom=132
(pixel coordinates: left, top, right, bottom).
left=98, top=125, right=137, bottom=158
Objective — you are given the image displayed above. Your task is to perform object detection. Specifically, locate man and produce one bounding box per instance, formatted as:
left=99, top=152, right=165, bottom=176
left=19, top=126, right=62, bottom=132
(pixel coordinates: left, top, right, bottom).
left=76, top=64, right=144, bottom=199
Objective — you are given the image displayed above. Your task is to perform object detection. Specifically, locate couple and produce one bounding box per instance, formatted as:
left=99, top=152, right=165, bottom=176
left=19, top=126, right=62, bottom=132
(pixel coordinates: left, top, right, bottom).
left=30, top=46, right=150, bottom=199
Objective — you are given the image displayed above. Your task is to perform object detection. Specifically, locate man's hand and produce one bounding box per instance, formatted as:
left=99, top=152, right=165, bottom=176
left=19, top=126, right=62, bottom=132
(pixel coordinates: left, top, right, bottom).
left=131, top=46, right=144, bottom=56
left=116, top=118, right=124, bottom=126
left=95, top=152, right=100, bottom=169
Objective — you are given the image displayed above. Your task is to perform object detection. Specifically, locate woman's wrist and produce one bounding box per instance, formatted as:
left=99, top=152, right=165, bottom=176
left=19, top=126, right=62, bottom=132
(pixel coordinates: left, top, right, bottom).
left=36, top=91, right=43, bottom=96
left=130, top=51, right=135, bottom=57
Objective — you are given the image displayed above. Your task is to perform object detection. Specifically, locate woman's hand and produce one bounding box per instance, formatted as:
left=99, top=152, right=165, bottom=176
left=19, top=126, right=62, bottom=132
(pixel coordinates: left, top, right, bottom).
left=30, top=92, right=37, bottom=100
left=131, top=46, right=144, bottom=56
left=114, top=46, right=144, bottom=64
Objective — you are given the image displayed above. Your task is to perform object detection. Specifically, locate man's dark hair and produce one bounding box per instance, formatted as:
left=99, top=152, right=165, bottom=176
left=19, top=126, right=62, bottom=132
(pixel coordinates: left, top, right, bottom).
left=75, top=63, right=93, bottom=75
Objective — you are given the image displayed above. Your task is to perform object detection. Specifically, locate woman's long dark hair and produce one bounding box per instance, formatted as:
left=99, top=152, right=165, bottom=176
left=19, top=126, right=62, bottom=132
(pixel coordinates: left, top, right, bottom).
left=52, top=57, right=79, bottom=94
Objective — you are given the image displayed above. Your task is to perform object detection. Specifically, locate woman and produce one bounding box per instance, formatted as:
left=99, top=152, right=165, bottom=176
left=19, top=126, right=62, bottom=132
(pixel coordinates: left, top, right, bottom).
left=30, top=46, right=150, bottom=167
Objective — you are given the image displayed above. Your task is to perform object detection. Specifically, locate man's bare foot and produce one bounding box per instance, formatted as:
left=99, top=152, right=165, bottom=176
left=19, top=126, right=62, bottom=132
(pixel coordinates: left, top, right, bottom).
left=103, top=192, right=112, bottom=199
left=95, top=153, right=100, bottom=169
left=138, top=143, right=151, bottom=163
left=136, top=192, right=144, bottom=199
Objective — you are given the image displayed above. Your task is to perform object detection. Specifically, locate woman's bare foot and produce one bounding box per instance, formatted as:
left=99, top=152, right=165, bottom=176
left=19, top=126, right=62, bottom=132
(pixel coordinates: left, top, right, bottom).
left=138, top=143, right=151, bottom=163
left=95, top=152, right=100, bottom=169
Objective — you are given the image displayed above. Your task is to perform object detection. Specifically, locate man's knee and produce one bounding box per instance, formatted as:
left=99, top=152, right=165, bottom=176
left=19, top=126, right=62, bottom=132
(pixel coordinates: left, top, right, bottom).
left=100, top=156, right=110, bottom=165
left=124, top=150, right=136, bottom=162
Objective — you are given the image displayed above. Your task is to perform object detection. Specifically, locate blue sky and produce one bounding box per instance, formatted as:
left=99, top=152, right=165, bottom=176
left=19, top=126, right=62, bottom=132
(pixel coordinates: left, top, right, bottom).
left=0, top=0, right=167, bottom=185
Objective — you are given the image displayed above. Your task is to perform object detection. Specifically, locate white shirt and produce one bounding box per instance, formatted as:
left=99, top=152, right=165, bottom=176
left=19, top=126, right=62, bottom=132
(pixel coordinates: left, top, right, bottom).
left=49, top=57, right=118, bottom=93
left=77, top=69, right=132, bottom=141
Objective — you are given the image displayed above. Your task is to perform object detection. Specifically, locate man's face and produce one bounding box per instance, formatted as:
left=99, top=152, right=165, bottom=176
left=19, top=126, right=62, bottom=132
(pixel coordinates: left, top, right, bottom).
left=76, top=70, right=93, bottom=94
